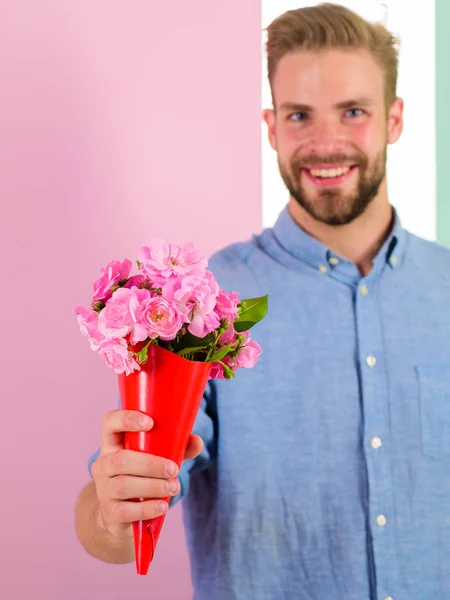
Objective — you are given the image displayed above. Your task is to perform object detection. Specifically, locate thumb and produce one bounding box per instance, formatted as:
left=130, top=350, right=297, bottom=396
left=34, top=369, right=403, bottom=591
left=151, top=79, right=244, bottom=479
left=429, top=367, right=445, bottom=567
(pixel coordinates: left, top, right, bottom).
left=183, top=434, right=204, bottom=462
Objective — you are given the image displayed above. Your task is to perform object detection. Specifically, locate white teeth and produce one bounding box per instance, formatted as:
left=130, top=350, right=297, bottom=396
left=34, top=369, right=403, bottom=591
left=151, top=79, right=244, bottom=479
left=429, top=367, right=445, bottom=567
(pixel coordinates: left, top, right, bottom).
left=310, top=167, right=350, bottom=178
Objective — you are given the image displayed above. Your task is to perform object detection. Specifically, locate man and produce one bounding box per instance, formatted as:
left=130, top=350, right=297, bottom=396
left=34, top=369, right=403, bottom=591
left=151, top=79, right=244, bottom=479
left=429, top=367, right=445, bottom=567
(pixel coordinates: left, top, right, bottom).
left=75, top=4, right=450, bottom=599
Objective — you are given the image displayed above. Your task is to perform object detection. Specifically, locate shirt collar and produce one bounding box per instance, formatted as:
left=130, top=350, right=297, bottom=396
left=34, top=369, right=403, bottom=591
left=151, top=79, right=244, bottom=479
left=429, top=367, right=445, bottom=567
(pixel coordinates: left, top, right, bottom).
left=272, top=205, right=408, bottom=283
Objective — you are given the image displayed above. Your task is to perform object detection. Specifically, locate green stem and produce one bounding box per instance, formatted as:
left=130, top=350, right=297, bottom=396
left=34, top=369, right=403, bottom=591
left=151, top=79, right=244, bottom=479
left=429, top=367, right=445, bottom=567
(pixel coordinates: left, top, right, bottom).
left=205, top=332, right=219, bottom=361
left=205, top=322, right=230, bottom=361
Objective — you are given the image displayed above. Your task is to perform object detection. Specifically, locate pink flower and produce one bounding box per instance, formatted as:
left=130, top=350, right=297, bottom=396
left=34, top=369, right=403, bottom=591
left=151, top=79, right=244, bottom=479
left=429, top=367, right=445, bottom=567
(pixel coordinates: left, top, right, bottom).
left=98, top=338, right=140, bottom=375
left=92, top=259, right=133, bottom=303
left=214, top=289, right=240, bottom=321
left=218, top=324, right=236, bottom=345
left=74, top=306, right=105, bottom=351
left=124, top=274, right=146, bottom=289
left=209, top=362, right=226, bottom=380
left=98, top=287, right=150, bottom=343
left=136, top=297, right=183, bottom=341
left=162, top=272, right=220, bottom=338
left=138, top=238, right=207, bottom=286
left=227, top=334, right=262, bottom=370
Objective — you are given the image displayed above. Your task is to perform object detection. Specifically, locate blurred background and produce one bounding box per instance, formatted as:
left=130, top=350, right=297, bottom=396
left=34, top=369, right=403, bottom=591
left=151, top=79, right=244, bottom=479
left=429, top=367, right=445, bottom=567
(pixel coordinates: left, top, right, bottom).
left=0, top=1, right=448, bottom=598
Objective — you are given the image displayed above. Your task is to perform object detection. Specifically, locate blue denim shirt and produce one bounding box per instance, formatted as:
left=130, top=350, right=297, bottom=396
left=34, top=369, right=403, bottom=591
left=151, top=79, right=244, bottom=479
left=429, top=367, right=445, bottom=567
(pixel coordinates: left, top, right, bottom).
left=89, top=206, right=450, bottom=600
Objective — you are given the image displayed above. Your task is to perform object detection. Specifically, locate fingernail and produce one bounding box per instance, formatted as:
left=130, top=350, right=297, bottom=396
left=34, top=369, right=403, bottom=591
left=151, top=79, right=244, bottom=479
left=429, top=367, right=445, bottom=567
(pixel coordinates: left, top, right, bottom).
left=166, top=462, right=177, bottom=477
left=168, top=480, right=179, bottom=493
left=139, top=414, right=150, bottom=427
left=158, top=501, right=168, bottom=514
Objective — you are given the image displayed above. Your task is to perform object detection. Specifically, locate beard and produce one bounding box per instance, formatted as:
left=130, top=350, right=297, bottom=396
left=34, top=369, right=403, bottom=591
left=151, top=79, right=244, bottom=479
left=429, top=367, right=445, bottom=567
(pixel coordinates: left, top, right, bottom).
left=278, top=146, right=387, bottom=226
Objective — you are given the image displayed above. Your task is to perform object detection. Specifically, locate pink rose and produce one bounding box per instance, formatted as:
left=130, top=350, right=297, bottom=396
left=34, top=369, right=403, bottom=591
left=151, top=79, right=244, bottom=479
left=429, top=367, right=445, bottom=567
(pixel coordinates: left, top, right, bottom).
left=214, top=289, right=240, bottom=321
left=136, top=297, right=183, bottom=341
left=162, top=272, right=220, bottom=338
left=227, top=333, right=262, bottom=370
left=98, top=287, right=150, bottom=343
left=74, top=306, right=105, bottom=351
left=124, top=274, right=146, bottom=289
left=92, top=259, right=133, bottom=303
left=138, top=238, right=207, bottom=287
left=98, top=338, right=140, bottom=375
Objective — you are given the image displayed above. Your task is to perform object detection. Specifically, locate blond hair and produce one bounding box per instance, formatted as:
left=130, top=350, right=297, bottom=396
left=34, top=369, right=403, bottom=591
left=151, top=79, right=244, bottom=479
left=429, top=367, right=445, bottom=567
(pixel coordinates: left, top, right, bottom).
left=266, top=3, right=400, bottom=108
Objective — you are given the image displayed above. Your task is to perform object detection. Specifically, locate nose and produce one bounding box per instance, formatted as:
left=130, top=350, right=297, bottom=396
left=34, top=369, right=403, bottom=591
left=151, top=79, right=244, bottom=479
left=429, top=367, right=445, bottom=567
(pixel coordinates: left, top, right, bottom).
left=306, top=116, right=346, bottom=156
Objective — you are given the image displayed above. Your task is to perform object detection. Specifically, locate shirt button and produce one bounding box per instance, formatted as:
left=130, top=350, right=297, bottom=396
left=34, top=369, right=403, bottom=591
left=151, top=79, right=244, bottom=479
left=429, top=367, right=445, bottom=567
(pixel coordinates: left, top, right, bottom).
left=376, top=514, right=388, bottom=527
left=319, top=264, right=328, bottom=274
left=366, top=355, right=377, bottom=367
left=371, top=437, right=382, bottom=449
left=391, top=256, right=398, bottom=266
left=360, top=284, right=368, bottom=296
left=328, top=257, right=340, bottom=266
left=385, top=597, right=394, bottom=600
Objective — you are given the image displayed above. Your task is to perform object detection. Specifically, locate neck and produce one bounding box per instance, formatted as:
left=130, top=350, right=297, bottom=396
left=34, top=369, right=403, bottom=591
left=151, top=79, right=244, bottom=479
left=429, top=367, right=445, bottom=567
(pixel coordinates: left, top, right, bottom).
left=288, top=183, right=394, bottom=276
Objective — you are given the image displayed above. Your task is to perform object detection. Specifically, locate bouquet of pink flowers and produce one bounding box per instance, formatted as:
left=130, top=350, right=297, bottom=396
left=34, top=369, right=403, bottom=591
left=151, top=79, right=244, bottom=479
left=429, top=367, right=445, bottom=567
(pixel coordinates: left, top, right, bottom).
left=74, top=239, right=267, bottom=380
left=74, top=238, right=268, bottom=575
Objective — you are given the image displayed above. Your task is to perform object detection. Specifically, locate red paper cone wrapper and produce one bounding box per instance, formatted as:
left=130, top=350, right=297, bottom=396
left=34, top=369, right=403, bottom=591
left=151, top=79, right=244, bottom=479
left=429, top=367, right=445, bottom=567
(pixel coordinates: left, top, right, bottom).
left=118, top=343, right=212, bottom=575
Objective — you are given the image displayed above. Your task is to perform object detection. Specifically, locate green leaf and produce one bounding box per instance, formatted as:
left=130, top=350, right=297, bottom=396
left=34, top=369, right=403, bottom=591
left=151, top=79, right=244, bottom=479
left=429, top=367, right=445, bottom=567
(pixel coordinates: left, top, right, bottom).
left=173, top=331, right=214, bottom=353
left=177, top=347, right=206, bottom=358
left=208, top=342, right=236, bottom=362
left=234, top=295, right=268, bottom=332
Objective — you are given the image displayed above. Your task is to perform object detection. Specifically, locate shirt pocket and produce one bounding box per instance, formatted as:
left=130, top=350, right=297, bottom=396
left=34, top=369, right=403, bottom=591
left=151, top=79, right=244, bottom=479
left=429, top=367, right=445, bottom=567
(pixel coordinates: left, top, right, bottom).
left=417, top=364, right=450, bottom=461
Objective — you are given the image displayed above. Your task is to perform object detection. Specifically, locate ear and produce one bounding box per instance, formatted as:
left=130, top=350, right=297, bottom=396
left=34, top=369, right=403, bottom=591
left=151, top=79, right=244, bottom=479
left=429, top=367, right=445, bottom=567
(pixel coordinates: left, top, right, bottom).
left=387, top=97, right=404, bottom=145
left=262, top=108, right=277, bottom=151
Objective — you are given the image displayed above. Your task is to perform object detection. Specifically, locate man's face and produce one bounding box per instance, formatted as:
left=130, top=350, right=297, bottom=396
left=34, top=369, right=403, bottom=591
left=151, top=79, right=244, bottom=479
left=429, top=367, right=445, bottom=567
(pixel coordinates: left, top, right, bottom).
left=264, top=49, right=403, bottom=226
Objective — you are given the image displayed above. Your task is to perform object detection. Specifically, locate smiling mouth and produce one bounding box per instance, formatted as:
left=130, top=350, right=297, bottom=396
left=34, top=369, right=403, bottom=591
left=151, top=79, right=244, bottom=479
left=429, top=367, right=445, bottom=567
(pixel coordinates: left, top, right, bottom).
left=302, top=164, right=358, bottom=186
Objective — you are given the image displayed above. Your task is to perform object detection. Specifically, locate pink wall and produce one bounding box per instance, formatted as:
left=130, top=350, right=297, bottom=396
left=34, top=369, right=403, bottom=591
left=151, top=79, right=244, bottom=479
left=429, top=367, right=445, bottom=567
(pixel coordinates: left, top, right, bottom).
left=0, top=1, right=261, bottom=598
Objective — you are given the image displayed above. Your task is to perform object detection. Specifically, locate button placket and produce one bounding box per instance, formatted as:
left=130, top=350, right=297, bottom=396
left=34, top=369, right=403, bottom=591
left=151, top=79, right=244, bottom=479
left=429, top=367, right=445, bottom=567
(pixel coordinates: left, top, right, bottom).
left=355, top=278, right=398, bottom=598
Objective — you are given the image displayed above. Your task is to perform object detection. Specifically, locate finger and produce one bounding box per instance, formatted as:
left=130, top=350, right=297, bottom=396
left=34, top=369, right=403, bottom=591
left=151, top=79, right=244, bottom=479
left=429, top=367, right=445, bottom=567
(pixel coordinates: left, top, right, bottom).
left=104, top=449, right=179, bottom=479
left=183, top=434, right=204, bottom=462
left=113, top=498, right=170, bottom=524
left=100, top=410, right=153, bottom=453
left=109, top=475, right=180, bottom=501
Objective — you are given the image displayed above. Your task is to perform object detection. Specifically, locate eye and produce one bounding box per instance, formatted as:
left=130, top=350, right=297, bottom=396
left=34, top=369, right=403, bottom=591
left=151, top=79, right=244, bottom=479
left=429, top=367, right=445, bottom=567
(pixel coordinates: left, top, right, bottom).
left=345, top=108, right=364, bottom=118
left=289, top=112, right=308, bottom=122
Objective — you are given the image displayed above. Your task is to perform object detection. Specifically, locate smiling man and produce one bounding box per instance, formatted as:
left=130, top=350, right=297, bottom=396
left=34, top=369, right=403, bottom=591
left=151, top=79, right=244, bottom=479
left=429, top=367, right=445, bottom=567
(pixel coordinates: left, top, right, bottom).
left=76, top=4, right=450, bottom=600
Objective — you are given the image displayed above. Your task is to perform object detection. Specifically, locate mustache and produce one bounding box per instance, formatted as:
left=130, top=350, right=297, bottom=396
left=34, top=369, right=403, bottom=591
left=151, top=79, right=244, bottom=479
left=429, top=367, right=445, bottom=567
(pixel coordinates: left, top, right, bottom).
left=292, top=152, right=368, bottom=169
